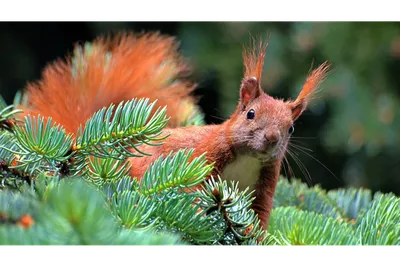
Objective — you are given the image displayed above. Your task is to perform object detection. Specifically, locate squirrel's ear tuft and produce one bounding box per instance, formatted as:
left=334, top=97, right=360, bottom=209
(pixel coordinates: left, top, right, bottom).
left=289, top=61, right=330, bottom=121
left=243, top=38, right=268, bottom=83
left=239, top=37, right=268, bottom=107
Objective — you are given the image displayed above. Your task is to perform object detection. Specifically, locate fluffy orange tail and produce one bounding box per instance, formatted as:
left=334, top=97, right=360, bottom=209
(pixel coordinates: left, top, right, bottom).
left=19, top=32, right=199, bottom=136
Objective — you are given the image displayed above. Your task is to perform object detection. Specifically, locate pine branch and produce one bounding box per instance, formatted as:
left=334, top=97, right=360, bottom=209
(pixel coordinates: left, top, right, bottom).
left=327, top=187, right=372, bottom=220
left=0, top=131, right=19, bottom=167
left=109, top=189, right=156, bottom=229
left=103, top=176, right=139, bottom=198
left=102, top=177, right=156, bottom=230
left=74, top=98, right=169, bottom=160
left=84, top=154, right=131, bottom=186
left=114, top=229, right=185, bottom=245
left=274, top=177, right=344, bottom=220
left=255, top=232, right=283, bottom=245
left=104, top=149, right=223, bottom=244
left=1, top=97, right=173, bottom=189
left=2, top=88, right=400, bottom=246
left=98, top=149, right=270, bottom=245
left=273, top=177, right=309, bottom=207
left=140, top=148, right=214, bottom=196
left=88, top=149, right=223, bottom=244
left=354, top=193, right=400, bottom=245
left=10, top=115, right=74, bottom=175
left=301, top=189, right=344, bottom=220
left=268, top=206, right=358, bottom=245
left=0, top=131, right=32, bottom=190
left=197, top=177, right=272, bottom=245
left=151, top=194, right=224, bottom=244
left=0, top=176, right=184, bottom=245
left=0, top=190, right=39, bottom=222
left=0, top=95, right=23, bottom=132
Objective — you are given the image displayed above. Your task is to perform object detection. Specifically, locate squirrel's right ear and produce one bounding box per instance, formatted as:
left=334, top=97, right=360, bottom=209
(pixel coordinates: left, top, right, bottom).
left=240, top=38, right=268, bottom=107
left=240, top=77, right=262, bottom=107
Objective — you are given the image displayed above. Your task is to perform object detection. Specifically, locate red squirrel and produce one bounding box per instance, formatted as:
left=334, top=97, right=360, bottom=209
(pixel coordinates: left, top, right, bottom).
left=19, top=31, right=329, bottom=229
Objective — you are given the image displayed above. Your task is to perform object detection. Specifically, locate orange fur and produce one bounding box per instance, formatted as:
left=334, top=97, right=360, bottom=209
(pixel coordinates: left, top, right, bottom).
left=243, top=39, right=268, bottom=82
left=239, top=39, right=268, bottom=107
left=18, top=32, right=330, bottom=230
left=289, top=61, right=330, bottom=120
left=297, top=61, right=330, bottom=102
left=19, top=32, right=197, bottom=137
left=127, top=37, right=330, bottom=229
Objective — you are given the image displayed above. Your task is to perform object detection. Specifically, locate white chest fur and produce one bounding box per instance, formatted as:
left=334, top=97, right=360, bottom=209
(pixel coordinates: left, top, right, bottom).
left=222, top=154, right=261, bottom=192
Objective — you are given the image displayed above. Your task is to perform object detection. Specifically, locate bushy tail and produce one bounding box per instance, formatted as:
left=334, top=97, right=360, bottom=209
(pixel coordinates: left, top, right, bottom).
left=18, top=31, right=201, bottom=136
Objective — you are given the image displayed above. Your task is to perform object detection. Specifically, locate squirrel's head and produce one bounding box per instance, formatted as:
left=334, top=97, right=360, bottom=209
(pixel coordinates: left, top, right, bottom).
left=227, top=39, right=330, bottom=163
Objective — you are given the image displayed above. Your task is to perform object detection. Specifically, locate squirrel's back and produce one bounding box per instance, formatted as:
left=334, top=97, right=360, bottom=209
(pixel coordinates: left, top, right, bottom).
left=19, top=32, right=199, bottom=135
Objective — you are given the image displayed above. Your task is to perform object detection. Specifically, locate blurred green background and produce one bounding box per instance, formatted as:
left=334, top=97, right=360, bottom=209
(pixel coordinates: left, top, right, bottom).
left=1, top=22, right=399, bottom=195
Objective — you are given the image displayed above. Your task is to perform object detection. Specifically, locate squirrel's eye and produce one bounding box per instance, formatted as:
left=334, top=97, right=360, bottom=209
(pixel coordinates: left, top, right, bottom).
left=289, top=125, right=294, bottom=135
left=247, top=109, right=255, bottom=120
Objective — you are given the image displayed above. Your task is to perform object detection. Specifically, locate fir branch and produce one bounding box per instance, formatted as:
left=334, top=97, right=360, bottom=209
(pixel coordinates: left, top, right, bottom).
left=0, top=176, right=184, bottom=245
left=140, top=149, right=214, bottom=196
left=0, top=190, right=39, bottom=222
left=327, top=187, right=372, bottom=220
left=301, top=189, right=344, bottom=220
left=0, top=131, right=19, bottom=166
left=268, top=206, right=358, bottom=245
left=273, top=177, right=309, bottom=207
left=109, top=189, right=155, bottom=229
left=114, top=229, right=185, bottom=245
left=355, top=193, right=400, bottom=245
left=3, top=91, right=399, bottom=246
left=102, top=177, right=157, bottom=229
left=39, top=177, right=179, bottom=245
left=74, top=98, right=169, bottom=160
left=42, top=178, right=119, bottom=244
left=30, top=172, right=64, bottom=202
left=0, top=95, right=23, bottom=132
left=10, top=115, right=74, bottom=175
left=103, top=176, right=140, bottom=199
left=197, top=177, right=269, bottom=245
left=274, top=177, right=344, bottom=220
left=0, top=131, right=32, bottom=190
left=84, top=154, right=131, bottom=186
left=243, top=231, right=284, bottom=245
left=152, top=194, right=224, bottom=244
left=0, top=174, right=28, bottom=191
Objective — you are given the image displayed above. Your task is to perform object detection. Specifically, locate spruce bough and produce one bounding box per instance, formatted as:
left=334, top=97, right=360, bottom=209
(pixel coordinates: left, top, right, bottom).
left=0, top=94, right=399, bottom=245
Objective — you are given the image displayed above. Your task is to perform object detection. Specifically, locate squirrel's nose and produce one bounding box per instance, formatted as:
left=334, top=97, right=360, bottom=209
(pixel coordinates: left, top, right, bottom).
left=264, top=132, right=279, bottom=146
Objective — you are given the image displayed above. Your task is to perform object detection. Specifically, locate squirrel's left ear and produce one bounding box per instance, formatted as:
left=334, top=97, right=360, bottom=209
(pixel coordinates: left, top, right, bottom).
left=289, top=61, right=330, bottom=121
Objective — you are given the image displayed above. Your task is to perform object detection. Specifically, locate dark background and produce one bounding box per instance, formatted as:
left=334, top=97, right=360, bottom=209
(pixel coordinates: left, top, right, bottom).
left=1, top=22, right=399, bottom=195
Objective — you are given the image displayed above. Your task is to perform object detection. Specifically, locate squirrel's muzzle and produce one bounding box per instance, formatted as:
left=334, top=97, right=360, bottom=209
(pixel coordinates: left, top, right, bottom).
left=264, top=131, right=279, bottom=147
